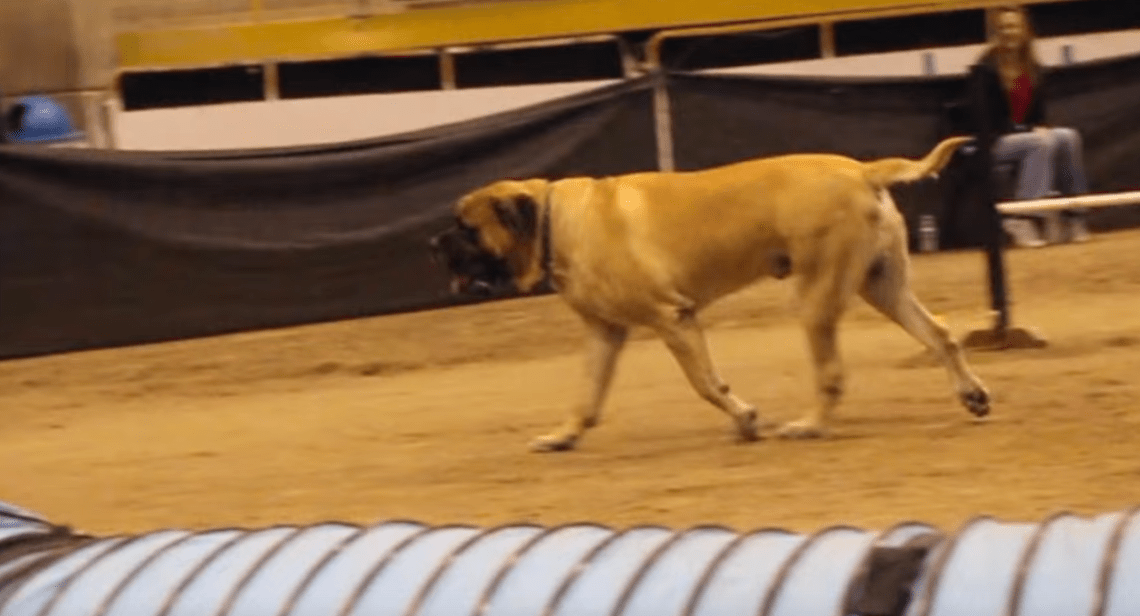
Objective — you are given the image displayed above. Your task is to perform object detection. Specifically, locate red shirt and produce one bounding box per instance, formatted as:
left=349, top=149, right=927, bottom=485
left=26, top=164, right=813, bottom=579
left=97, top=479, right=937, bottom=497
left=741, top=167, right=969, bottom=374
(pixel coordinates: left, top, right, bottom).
left=1008, top=72, right=1034, bottom=125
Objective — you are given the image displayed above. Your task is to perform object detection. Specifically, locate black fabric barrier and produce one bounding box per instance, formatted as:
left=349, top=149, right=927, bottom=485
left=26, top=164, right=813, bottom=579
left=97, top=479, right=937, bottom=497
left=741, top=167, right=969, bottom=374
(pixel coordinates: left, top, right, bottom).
left=3, top=53, right=1140, bottom=361
left=668, top=70, right=960, bottom=248
left=669, top=51, right=1140, bottom=249
left=0, top=78, right=658, bottom=359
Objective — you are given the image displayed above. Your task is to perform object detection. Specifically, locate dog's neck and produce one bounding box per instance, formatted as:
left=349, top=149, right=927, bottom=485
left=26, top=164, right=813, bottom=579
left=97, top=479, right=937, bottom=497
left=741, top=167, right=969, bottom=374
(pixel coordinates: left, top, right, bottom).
left=539, top=185, right=557, bottom=292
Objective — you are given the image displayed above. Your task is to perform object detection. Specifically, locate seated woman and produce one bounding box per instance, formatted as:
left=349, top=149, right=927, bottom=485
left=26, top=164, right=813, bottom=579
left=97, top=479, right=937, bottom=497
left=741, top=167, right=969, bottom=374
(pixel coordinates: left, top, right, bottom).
left=974, top=4, right=1090, bottom=247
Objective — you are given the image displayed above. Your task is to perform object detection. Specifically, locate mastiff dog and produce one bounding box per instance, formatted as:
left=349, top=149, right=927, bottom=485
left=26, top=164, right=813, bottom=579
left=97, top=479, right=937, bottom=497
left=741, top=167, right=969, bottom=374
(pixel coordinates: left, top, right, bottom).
left=430, top=136, right=990, bottom=452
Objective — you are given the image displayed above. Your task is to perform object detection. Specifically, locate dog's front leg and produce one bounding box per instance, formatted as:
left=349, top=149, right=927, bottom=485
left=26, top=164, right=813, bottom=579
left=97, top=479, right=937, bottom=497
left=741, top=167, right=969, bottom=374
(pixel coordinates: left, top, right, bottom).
left=654, top=307, right=761, bottom=443
left=530, top=316, right=628, bottom=452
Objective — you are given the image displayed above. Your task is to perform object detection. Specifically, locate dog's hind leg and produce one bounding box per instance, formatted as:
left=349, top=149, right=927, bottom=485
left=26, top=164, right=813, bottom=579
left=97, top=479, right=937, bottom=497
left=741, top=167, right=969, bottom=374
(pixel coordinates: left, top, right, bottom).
left=858, top=244, right=991, bottom=419
left=531, top=316, right=628, bottom=453
left=652, top=306, right=761, bottom=443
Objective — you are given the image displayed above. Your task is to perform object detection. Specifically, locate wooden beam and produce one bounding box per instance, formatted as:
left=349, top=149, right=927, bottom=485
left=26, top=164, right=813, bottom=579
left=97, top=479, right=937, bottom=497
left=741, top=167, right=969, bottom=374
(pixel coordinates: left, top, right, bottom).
left=998, top=191, right=1140, bottom=215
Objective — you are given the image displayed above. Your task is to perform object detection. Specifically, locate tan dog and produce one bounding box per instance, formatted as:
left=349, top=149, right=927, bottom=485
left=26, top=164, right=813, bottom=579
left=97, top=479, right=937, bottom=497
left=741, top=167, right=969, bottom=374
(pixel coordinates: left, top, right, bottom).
left=430, top=136, right=990, bottom=452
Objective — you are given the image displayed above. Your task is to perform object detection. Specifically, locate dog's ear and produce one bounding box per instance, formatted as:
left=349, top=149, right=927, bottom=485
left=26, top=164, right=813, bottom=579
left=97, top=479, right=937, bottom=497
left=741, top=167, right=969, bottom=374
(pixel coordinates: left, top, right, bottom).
left=492, top=194, right=539, bottom=244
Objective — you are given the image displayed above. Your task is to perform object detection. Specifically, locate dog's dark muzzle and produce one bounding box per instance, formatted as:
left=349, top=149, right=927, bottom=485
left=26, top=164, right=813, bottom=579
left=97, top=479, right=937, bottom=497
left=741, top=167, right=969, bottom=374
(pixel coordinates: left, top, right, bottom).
left=429, top=228, right=513, bottom=298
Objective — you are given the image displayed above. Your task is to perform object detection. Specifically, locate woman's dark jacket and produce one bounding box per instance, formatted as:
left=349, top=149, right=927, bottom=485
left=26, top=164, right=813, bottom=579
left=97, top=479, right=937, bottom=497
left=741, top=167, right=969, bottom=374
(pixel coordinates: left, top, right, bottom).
left=970, top=48, right=1049, bottom=136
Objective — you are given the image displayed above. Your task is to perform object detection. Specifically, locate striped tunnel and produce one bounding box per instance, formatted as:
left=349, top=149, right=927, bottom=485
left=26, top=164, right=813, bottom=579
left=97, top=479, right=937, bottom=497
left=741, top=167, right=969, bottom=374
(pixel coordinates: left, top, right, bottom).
left=1, top=501, right=1139, bottom=616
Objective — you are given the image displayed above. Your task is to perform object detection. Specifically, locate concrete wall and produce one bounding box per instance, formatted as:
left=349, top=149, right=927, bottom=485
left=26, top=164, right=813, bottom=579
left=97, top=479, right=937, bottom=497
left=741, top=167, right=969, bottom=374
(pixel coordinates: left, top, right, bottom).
left=0, top=0, right=79, bottom=96
left=0, top=0, right=81, bottom=135
left=0, top=0, right=114, bottom=145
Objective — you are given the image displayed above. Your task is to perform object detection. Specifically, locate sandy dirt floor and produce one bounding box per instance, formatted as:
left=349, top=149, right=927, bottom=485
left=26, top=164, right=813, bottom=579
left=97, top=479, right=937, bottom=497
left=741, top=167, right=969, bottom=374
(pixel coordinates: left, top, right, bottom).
left=5, top=229, right=1140, bottom=537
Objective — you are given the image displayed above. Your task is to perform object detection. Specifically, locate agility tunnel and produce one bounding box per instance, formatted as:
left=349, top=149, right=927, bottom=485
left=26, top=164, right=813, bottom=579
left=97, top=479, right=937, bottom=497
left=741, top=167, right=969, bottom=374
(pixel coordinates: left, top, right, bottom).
left=1, top=500, right=1139, bottom=616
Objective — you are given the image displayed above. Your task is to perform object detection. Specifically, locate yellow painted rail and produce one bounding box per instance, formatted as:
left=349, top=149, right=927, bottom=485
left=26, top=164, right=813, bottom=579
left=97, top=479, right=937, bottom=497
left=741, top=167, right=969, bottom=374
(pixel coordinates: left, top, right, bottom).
left=113, top=0, right=977, bottom=69
left=114, top=0, right=1082, bottom=71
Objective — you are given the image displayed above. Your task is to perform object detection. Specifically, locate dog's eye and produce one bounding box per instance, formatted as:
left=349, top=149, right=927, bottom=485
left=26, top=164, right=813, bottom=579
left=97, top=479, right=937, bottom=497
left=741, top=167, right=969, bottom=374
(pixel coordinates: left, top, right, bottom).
left=456, top=219, right=480, bottom=241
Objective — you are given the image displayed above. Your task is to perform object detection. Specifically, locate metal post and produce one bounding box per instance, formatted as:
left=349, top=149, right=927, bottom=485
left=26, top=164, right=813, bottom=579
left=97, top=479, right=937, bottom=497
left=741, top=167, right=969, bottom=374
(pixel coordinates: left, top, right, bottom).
left=80, top=90, right=115, bottom=149
left=1061, top=44, right=1074, bottom=65
left=970, top=64, right=1010, bottom=333
left=616, top=37, right=643, bottom=79
left=439, top=49, right=458, bottom=90
left=652, top=71, right=675, bottom=173
left=983, top=196, right=1011, bottom=333
left=960, top=64, right=1047, bottom=350
left=922, top=51, right=937, bottom=76
left=819, top=21, right=836, bottom=58
left=101, top=93, right=119, bottom=149
left=263, top=62, right=280, bottom=100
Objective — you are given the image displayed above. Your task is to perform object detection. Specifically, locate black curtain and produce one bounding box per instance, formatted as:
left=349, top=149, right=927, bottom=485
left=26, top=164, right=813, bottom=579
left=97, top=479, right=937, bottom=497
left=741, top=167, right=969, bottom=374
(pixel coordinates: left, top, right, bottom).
left=668, top=51, right=1140, bottom=248
left=3, top=52, right=1140, bottom=360
left=667, top=70, right=961, bottom=246
left=0, top=77, right=658, bottom=359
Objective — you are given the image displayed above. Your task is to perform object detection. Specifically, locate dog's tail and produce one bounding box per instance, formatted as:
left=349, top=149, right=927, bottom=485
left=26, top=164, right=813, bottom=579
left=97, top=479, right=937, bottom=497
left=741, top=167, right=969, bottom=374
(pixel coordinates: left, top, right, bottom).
left=861, top=136, right=972, bottom=188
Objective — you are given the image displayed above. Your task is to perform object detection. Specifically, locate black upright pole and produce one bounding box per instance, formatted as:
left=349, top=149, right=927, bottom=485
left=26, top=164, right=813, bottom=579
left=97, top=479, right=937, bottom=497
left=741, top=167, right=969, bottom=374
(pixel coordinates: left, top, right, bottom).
left=0, top=86, right=7, bottom=144
left=968, top=64, right=1010, bottom=334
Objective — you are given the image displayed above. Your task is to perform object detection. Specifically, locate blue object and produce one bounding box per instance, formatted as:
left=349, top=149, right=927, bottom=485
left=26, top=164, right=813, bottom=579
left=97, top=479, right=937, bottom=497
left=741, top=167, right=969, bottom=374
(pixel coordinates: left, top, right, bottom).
left=6, top=95, right=85, bottom=144
left=0, top=502, right=1138, bottom=616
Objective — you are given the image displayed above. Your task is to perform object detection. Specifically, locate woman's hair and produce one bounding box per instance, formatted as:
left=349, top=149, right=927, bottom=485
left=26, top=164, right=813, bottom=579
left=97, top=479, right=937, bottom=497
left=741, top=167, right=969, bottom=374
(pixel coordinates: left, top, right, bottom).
left=986, top=4, right=1041, bottom=90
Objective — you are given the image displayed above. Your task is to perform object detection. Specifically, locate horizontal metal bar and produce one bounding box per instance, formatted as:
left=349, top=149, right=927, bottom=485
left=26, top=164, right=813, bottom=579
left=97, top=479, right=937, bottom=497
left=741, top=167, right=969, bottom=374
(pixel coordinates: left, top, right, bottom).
left=997, top=191, right=1140, bottom=215
left=642, top=0, right=1077, bottom=68
left=1, top=87, right=111, bottom=99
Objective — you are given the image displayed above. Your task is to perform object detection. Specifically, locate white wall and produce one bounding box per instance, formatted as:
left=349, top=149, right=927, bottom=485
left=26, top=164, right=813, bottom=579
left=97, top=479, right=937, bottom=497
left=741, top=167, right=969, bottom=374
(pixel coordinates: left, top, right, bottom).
left=110, top=80, right=619, bottom=151
left=710, top=28, right=1140, bottom=77
left=108, top=29, right=1140, bottom=152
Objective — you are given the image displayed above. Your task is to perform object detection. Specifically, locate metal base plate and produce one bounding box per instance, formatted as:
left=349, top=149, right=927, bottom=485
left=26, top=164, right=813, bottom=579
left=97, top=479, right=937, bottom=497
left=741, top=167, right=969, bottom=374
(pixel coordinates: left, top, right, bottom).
left=961, top=326, right=1049, bottom=351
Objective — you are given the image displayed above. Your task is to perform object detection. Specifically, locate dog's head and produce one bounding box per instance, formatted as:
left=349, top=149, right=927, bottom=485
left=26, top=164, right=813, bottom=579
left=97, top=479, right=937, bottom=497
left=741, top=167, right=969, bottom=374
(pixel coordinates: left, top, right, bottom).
left=429, top=179, right=550, bottom=297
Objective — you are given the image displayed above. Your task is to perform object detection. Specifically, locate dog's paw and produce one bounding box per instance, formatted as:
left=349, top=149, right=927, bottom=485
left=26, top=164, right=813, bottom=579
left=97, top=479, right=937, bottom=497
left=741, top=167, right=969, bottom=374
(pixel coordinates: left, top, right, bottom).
left=734, top=408, right=765, bottom=442
left=960, top=388, right=991, bottom=418
left=776, top=419, right=828, bottom=440
left=529, top=433, right=579, bottom=453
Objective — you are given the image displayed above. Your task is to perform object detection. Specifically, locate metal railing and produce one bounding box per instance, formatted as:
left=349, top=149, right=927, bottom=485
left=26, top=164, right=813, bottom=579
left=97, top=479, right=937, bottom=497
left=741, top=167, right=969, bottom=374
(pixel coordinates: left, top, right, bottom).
left=111, top=0, right=358, bottom=28
left=109, top=0, right=562, bottom=29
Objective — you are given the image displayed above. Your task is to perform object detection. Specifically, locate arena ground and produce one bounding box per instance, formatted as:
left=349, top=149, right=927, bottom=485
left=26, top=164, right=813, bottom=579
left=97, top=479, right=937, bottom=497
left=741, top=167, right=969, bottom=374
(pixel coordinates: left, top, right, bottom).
left=4, top=228, right=1140, bottom=536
